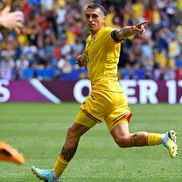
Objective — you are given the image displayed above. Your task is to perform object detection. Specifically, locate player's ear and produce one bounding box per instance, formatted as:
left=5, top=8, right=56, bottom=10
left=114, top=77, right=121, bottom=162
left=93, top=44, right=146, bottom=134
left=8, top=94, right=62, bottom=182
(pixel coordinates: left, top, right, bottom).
left=103, top=16, right=106, bottom=23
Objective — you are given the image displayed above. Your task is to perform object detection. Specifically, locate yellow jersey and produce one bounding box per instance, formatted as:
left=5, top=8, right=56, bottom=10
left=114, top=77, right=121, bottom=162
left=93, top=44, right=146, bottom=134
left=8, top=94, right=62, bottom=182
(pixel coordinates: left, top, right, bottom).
left=84, top=27, right=123, bottom=92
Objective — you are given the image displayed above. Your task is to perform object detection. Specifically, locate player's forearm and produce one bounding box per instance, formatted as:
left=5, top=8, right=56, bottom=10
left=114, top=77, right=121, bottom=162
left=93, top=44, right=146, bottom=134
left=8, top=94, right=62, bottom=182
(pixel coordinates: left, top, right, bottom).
left=115, top=26, right=137, bottom=40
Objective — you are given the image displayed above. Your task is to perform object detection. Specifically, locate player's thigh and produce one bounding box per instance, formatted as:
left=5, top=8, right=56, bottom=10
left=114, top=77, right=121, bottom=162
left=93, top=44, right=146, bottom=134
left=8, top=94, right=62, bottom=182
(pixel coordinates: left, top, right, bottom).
left=105, top=92, right=132, bottom=132
left=80, top=91, right=106, bottom=123
left=74, top=109, right=96, bottom=129
left=110, top=117, right=130, bottom=138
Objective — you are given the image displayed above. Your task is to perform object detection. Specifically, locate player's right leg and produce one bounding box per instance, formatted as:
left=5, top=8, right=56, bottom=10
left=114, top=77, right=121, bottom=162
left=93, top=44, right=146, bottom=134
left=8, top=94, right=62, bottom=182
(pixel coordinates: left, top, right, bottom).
left=32, top=110, right=96, bottom=181
left=32, top=166, right=59, bottom=182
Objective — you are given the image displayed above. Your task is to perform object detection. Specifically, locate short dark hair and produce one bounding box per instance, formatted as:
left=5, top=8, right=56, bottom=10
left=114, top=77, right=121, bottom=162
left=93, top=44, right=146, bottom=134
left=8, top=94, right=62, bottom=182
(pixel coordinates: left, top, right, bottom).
left=86, top=3, right=107, bottom=16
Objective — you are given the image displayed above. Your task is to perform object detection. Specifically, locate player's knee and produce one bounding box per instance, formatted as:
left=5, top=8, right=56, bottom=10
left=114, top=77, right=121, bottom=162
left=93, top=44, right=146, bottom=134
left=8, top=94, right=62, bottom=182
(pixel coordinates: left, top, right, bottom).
left=114, top=135, right=130, bottom=148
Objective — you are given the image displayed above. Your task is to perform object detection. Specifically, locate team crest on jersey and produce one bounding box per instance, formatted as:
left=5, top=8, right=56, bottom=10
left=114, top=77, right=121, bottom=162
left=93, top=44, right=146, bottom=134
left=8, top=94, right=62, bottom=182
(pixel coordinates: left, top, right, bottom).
left=91, top=35, right=96, bottom=44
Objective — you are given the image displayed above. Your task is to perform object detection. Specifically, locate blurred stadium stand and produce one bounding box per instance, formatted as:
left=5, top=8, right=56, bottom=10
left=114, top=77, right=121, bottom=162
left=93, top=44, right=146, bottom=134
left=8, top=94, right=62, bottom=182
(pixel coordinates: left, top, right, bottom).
left=0, top=0, right=182, bottom=81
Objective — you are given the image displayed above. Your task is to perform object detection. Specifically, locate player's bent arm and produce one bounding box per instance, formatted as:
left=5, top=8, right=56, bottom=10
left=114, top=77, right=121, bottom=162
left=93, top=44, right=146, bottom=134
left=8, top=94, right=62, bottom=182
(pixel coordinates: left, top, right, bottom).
left=114, top=21, right=148, bottom=41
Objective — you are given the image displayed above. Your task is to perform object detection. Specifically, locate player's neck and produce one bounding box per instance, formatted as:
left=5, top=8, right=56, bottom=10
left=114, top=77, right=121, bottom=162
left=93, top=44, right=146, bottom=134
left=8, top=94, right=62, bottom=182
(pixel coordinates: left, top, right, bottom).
left=90, top=30, right=98, bottom=35
left=90, top=27, right=103, bottom=36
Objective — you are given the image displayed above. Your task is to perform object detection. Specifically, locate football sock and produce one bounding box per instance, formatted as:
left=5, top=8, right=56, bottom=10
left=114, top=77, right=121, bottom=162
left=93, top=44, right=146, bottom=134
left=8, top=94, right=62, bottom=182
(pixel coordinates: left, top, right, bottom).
left=53, top=155, right=69, bottom=177
left=147, top=133, right=162, bottom=146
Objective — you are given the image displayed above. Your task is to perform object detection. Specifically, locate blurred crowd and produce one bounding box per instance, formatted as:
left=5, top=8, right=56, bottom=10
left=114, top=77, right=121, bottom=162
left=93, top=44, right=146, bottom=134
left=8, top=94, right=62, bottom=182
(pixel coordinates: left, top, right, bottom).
left=0, top=0, right=182, bottom=80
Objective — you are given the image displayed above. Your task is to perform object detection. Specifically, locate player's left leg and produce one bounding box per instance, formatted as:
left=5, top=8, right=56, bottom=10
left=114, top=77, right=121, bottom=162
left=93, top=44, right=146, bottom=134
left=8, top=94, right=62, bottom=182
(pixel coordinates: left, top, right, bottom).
left=109, top=117, right=178, bottom=158
left=109, top=118, right=149, bottom=147
left=0, top=141, right=25, bottom=164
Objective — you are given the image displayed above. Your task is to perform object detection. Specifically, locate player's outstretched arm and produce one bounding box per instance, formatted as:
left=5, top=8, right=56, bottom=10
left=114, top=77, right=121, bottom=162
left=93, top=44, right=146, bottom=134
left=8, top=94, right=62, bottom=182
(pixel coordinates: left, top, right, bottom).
left=114, top=21, right=148, bottom=41
left=0, top=6, right=24, bottom=33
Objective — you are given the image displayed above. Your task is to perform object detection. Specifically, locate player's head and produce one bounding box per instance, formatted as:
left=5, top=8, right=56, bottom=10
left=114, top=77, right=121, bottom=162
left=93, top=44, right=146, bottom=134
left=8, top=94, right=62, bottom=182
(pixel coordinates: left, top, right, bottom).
left=85, top=3, right=107, bottom=35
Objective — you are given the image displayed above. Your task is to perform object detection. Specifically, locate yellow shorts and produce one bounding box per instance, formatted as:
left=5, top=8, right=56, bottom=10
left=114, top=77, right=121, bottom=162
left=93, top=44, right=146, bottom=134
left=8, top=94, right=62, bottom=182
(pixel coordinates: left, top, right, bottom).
left=74, top=90, right=132, bottom=132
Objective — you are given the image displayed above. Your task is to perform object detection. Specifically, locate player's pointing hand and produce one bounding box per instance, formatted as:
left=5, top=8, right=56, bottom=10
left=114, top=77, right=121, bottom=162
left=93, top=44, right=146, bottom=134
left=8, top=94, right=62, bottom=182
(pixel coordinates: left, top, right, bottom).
left=134, top=21, right=148, bottom=35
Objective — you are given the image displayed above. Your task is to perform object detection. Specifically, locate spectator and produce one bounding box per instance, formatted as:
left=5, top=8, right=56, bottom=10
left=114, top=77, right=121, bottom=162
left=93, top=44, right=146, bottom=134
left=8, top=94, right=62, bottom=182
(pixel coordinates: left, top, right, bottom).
left=0, top=54, right=15, bottom=80
left=0, top=0, right=181, bottom=81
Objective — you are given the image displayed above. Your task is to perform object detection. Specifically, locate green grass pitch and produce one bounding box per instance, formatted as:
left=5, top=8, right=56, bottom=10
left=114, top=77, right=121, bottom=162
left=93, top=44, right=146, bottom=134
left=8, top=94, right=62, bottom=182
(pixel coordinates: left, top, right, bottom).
left=0, top=103, right=181, bottom=182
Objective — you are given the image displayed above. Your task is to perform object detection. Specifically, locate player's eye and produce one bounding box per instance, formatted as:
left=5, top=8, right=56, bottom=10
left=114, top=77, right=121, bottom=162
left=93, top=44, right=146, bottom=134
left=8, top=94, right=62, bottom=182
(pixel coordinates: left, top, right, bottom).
left=92, top=14, right=99, bottom=19
left=86, top=14, right=90, bottom=19
left=85, top=14, right=99, bottom=20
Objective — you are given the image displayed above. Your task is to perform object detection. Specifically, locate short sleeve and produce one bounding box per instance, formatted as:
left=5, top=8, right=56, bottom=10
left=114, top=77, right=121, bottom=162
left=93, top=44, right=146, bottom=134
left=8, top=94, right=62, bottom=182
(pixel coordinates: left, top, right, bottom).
left=103, top=27, right=122, bottom=45
left=111, top=30, right=124, bottom=43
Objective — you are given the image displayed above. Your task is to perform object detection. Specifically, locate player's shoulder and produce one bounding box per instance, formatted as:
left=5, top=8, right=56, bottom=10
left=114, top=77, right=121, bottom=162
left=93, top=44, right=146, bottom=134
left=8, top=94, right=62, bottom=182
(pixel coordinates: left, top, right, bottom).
left=101, top=26, right=116, bottom=33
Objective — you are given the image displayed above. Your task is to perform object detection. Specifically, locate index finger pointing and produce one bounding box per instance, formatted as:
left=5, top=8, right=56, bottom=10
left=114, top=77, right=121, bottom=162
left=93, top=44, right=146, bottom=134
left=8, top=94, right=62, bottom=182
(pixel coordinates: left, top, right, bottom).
left=136, top=21, right=148, bottom=28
